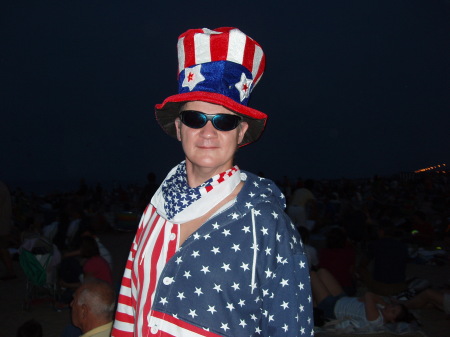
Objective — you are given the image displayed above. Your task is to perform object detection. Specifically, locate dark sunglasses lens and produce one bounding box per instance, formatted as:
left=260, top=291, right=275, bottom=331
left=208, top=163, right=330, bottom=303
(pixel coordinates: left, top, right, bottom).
left=213, top=115, right=241, bottom=131
left=181, top=110, right=207, bottom=128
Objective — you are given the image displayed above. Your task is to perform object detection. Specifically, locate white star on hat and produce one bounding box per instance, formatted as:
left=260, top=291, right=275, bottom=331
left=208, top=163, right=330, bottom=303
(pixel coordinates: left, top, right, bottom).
left=182, top=64, right=205, bottom=91
left=235, top=73, right=253, bottom=102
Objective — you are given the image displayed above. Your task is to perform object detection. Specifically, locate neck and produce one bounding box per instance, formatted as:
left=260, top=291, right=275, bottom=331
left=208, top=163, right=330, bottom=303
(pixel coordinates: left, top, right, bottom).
left=185, top=161, right=234, bottom=188
left=82, top=319, right=111, bottom=334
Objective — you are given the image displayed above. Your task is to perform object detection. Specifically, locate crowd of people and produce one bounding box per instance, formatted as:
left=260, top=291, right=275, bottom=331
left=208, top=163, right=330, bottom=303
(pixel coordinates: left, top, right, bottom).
left=1, top=170, right=448, bottom=335
left=282, top=172, right=450, bottom=332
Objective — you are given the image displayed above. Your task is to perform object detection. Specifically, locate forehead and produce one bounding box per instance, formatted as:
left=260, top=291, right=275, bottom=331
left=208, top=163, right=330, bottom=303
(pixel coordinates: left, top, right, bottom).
left=73, top=286, right=85, bottom=301
left=182, top=101, right=237, bottom=115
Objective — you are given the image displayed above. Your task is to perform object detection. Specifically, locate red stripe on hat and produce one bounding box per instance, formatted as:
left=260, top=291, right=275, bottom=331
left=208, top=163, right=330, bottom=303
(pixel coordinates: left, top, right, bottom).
left=210, top=30, right=229, bottom=62
left=178, top=29, right=205, bottom=69
left=182, top=34, right=196, bottom=69
left=179, top=28, right=205, bottom=69
left=178, top=28, right=204, bottom=39
left=242, top=36, right=255, bottom=74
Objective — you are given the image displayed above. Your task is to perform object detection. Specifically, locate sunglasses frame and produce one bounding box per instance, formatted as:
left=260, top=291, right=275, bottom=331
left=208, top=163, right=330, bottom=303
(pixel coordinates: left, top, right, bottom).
left=179, top=110, right=242, bottom=131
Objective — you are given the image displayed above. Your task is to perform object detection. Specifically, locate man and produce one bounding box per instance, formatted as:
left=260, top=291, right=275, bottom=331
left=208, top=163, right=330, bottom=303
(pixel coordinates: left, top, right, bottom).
left=112, top=27, right=314, bottom=336
left=71, top=280, right=116, bottom=337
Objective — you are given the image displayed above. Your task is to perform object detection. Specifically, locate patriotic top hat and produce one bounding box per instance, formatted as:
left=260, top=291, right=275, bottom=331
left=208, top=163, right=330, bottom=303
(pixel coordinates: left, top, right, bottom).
left=155, top=27, right=267, bottom=146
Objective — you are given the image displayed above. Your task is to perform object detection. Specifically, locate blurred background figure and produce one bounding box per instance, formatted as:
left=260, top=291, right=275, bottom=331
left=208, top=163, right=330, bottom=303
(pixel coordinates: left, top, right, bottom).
left=358, top=220, right=409, bottom=296
left=287, top=179, right=317, bottom=231
left=70, top=280, right=116, bottom=337
left=138, top=172, right=158, bottom=213
left=16, top=319, right=43, bottom=337
left=403, top=288, right=450, bottom=315
left=318, top=226, right=357, bottom=295
left=298, top=226, right=319, bottom=270
left=0, top=180, right=16, bottom=280
left=57, top=235, right=113, bottom=309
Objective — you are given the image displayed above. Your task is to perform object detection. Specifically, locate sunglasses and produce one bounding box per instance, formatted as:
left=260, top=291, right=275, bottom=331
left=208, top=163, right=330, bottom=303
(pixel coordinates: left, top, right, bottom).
left=179, top=110, right=242, bottom=131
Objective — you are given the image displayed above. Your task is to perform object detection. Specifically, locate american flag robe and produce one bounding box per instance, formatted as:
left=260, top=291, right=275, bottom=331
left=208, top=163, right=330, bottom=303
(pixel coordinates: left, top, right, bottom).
left=112, top=171, right=314, bottom=336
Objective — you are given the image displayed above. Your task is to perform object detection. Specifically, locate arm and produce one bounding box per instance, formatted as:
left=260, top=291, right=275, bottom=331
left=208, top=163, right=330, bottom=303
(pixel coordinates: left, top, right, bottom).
left=112, top=206, right=150, bottom=337
left=111, top=248, right=136, bottom=337
left=258, top=213, right=314, bottom=335
left=260, top=253, right=314, bottom=336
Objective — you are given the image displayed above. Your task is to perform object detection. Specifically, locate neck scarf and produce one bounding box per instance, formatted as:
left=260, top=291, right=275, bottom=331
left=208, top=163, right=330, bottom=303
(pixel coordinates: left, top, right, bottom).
left=151, top=161, right=241, bottom=224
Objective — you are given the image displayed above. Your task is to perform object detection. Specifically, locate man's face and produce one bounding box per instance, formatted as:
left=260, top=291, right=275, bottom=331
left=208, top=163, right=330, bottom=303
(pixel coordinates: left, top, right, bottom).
left=175, top=101, right=248, bottom=181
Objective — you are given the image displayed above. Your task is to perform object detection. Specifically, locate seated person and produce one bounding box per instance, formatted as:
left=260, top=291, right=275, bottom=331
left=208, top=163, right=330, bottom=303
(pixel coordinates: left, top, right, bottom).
left=318, top=226, right=356, bottom=295
left=58, top=236, right=113, bottom=308
left=311, top=268, right=409, bottom=331
left=62, top=227, right=113, bottom=270
left=408, top=211, right=434, bottom=247
left=287, top=179, right=317, bottom=230
left=298, top=226, right=319, bottom=270
left=61, top=236, right=113, bottom=288
left=358, top=220, right=409, bottom=296
left=71, top=279, right=116, bottom=337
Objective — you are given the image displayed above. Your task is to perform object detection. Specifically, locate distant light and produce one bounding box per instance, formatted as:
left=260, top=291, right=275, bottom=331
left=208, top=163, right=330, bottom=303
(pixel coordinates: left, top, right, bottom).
left=414, top=163, right=447, bottom=174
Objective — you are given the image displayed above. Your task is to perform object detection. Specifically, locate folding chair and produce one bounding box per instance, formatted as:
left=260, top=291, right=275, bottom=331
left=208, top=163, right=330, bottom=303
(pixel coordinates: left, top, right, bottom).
left=19, top=236, right=60, bottom=311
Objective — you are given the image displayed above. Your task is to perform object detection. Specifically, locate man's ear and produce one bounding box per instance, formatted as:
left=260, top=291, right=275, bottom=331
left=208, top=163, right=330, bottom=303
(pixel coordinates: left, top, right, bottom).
left=175, top=118, right=182, bottom=141
left=81, top=303, right=88, bottom=319
left=238, top=122, right=249, bottom=144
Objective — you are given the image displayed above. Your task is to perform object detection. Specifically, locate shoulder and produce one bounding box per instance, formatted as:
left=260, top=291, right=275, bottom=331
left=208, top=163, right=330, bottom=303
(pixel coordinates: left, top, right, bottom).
left=238, top=171, right=286, bottom=212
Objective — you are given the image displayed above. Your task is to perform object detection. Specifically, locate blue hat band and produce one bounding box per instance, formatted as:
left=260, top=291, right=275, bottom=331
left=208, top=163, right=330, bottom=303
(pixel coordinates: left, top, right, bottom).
left=178, top=61, right=254, bottom=107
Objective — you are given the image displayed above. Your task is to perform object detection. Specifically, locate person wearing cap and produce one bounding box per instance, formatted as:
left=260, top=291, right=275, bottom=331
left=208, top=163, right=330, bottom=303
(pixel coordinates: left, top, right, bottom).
left=112, top=27, right=314, bottom=337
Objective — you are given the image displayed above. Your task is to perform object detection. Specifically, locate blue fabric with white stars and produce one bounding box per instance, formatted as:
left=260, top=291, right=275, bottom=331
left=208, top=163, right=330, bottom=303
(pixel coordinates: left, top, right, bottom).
left=152, top=171, right=315, bottom=336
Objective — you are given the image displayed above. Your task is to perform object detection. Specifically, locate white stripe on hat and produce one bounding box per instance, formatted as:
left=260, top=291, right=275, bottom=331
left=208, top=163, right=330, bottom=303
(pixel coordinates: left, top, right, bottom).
left=202, top=28, right=216, bottom=34
left=177, top=36, right=186, bottom=74
left=252, top=44, right=264, bottom=85
left=227, top=28, right=246, bottom=65
left=194, top=33, right=211, bottom=64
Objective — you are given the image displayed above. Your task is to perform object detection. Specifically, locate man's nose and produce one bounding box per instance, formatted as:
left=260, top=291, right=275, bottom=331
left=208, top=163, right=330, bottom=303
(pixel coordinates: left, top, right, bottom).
left=199, top=120, right=218, bottom=137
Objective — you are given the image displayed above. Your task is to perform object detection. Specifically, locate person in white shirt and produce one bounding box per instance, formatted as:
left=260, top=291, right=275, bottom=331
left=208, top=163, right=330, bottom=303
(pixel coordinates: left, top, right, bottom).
left=312, top=268, right=409, bottom=331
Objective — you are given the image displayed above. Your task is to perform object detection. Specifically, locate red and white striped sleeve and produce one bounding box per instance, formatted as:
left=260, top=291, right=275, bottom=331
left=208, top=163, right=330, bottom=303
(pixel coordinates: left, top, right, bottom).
left=111, top=207, right=148, bottom=337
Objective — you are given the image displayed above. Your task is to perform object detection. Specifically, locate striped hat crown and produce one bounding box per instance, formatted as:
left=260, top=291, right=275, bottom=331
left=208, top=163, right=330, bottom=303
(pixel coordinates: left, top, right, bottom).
left=155, top=27, right=268, bottom=146
left=177, top=27, right=265, bottom=105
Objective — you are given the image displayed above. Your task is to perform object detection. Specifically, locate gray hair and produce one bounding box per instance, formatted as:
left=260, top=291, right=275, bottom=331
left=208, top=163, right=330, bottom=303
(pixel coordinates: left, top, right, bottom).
left=77, top=280, right=116, bottom=320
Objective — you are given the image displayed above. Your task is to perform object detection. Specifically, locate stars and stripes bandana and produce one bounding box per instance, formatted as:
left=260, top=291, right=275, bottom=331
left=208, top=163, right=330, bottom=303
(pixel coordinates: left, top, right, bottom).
left=151, top=161, right=241, bottom=224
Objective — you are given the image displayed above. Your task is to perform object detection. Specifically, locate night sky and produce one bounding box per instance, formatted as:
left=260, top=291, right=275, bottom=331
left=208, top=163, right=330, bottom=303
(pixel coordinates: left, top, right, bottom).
left=2, top=1, right=449, bottom=192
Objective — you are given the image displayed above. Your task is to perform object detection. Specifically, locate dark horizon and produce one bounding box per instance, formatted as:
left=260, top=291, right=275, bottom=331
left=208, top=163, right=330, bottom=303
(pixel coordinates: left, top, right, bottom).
left=6, top=167, right=448, bottom=196
left=2, top=1, right=449, bottom=192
